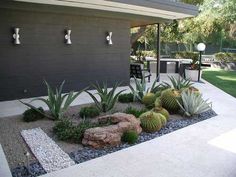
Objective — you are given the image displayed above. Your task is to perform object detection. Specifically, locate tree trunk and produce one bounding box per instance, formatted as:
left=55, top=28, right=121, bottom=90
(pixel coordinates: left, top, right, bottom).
left=130, top=26, right=147, bottom=47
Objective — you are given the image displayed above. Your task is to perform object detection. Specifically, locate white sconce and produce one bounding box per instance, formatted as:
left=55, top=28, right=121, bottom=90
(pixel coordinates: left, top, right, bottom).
left=65, top=29, right=72, bottom=45
left=13, top=27, right=20, bottom=45
left=106, top=32, right=113, bottom=45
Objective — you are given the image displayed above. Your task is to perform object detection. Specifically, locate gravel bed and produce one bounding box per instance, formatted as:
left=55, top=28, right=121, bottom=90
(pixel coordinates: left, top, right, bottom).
left=11, top=109, right=217, bottom=177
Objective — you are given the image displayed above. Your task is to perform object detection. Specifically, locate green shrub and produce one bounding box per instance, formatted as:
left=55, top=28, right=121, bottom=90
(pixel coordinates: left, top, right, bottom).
left=152, top=107, right=170, bottom=120
left=121, top=130, right=138, bottom=144
left=79, top=106, right=100, bottom=118
left=86, top=82, right=124, bottom=113
left=214, top=52, right=236, bottom=62
left=53, top=119, right=94, bottom=143
left=173, top=51, right=199, bottom=64
left=23, top=107, right=45, bottom=122
left=160, top=88, right=181, bottom=113
left=118, top=93, right=134, bottom=103
left=20, top=80, right=84, bottom=120
left=142, top=92, right=156, bottom=108
left=177, top=91, right=212, bottom=117
left=139, top=111, right=162, bottom=133
left=125, top=106, right=147, bottom=118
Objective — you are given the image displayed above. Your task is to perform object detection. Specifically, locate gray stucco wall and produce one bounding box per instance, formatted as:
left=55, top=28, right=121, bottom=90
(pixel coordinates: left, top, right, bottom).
left=0, top=7, right=130, bottom=101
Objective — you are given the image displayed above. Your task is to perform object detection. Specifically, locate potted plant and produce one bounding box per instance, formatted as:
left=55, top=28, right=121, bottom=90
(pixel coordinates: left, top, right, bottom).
left=185, top=61, right=201, bottom=82
left=185, top=43, right=206, bottom=82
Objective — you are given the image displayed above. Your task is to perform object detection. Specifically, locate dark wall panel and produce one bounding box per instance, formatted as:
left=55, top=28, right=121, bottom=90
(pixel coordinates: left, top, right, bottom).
left=0, top=8, right=130, bottom=101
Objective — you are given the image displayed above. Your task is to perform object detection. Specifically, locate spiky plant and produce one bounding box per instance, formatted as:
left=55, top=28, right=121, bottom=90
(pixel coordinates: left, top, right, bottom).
left=129, top=76, right=147, bottom=102
left=177, top=91, right=212, bottom=117
left=139, top=111, right=162, bottom=133
left=152, top=107, right=170, bottom=120
left=160, top=88, right=181, bottom=113
left=20, top=81, right=83, bottom=120
left=161, top=76, right=193, bottom=90
left=85, top=82, right=125, bottom=113
left=158, top=113, right=167, bottom=127
left=142, top=92, right=156, bottom=108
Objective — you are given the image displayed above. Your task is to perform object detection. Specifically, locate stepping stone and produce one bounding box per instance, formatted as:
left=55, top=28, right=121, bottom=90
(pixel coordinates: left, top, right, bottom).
left=21, top=128, right=75, bottom=173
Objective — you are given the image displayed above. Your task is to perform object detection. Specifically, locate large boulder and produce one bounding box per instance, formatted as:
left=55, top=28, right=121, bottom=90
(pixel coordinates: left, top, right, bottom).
left=82, top=113, right=142, bottom=148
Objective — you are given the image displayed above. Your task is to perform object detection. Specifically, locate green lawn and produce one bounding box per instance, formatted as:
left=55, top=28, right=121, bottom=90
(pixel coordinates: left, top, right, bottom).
left=202, top=68, right=236, bottom=98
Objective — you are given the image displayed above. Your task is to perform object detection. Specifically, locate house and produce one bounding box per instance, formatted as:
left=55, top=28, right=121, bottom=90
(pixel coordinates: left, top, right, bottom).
left=0, top=0, right=198, bottom=101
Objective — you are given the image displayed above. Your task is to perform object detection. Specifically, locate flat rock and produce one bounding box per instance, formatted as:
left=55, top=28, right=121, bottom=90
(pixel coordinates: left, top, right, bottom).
left=82, top=113, right=142, bottom=148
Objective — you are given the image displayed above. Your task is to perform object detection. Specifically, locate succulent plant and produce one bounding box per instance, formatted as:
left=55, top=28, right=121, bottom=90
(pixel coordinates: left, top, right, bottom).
left=161, top=76, right=193, bottom=90
left=139, top=111, right=162, bottom=133
left=160, top=88, right=181, bottom=113
left=142, top=92, right=156, bottom=108
left=181, top=86, right=200, bottom=95
left=121, top=130, right=139, bottom=144
left=158, top=113, right=167, bottom=127
left=177, top=90, right=212, bottom=117
left=154, top=97, right=162, bottom=108
left=152, top=107, right=170, bottom=120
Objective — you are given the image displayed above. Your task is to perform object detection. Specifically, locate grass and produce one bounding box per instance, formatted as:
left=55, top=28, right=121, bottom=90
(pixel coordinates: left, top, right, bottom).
left=202, top=68, right=236, bottom=98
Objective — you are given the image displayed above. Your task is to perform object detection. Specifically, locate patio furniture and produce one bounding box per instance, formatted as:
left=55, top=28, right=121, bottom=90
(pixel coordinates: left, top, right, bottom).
left=130, top=63, right=151, bottom=82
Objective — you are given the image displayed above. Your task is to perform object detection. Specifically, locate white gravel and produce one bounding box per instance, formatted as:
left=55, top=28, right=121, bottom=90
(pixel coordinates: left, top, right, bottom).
left=21, top=128, right=75, bottom=173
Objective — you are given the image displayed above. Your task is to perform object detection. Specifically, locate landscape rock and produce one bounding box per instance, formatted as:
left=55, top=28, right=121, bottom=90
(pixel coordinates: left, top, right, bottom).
left=82, top=113, right=142, bottom=148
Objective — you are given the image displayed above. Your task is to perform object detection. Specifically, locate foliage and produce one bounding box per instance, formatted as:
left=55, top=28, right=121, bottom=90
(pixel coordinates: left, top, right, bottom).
left=125, top=106, right=147, bottom=118
left=160, top=88, right=181, bottom=113
left=214, top=52, right=236, bottom=62
left=121, top=130, right=139, bottom=144
left=161, top=76, right=193, bottom=91
left=79, top=106, right=100, bottom=118
left=118, top=93, right=134, bottom=103
left=86, top=82, right=125, bottom=113
left=173, top=51, right=199, bottom=65
left=152, top=107, right=170, bottom=120
left=139, top=111, right=162, bottom=133
left=142, top=93, right=156, bottom=108
left=53, top=119, right=94, bottom=143
left=177, top=91, right=212, bottom=117
left=20, top=81, right=83, bottom=120
left=181, top=86, right=200, bottom=95
left=129, top=76, right=147, bottom=102
left=23, top=107, right=45, bottom=122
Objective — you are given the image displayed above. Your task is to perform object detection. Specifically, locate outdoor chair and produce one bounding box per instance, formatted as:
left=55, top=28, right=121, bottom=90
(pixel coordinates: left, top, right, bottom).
left=130, top=63, right=151, bottom=82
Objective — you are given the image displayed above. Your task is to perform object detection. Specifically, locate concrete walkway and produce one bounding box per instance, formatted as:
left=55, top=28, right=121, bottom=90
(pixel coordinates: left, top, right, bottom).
left=40, top=79, right=236, bottom=177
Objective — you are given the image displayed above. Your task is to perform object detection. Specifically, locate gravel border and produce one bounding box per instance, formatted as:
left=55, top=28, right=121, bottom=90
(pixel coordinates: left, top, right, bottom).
left=12, top=110, right=217, bottom=177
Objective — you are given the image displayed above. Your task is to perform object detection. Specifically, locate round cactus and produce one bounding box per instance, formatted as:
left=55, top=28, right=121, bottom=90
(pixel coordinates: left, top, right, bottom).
left=142, top=93, right=156, bottom=108
left=158, top=113, right=167, bottom=127
left=152, top=107, right=170, bottom=120
left=160, top=88, right=181, bottom=113
left=139, top=111, right=162, bottom=133
left=154, top=97, right=162, bottom=108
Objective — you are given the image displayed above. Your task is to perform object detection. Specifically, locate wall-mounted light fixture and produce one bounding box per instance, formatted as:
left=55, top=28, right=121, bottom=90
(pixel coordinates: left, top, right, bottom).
left=106, top=32, right=113, bottom=45
left=13, top=27, right=20, bottom=45
left=65, top=29, right=72, bottom=45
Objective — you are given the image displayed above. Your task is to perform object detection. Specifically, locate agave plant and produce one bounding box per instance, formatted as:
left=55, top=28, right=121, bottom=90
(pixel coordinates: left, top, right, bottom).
left=20, top=80, right=84, bottom=120
left=177, top=91, right=212, bottom=117
left=161, top=76, right=193, bottom=90
left=129, top=76, right=147, bottom=102
left=85, top=82, right=125, bottom=113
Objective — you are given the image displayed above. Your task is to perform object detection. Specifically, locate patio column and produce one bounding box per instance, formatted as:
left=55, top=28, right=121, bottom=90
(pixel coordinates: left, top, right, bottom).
left=156, top=23, right=161, bottom=82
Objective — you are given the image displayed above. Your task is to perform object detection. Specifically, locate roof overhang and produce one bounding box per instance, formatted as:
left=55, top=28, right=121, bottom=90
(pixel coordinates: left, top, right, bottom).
left=13, top=0, right=198, bottom=20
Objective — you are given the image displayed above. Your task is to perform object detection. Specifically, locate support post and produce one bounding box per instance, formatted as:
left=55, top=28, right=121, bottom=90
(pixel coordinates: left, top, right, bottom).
left=156, top=23, right=161, bottom=82
left=198, top=51, right=202, bottom=82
